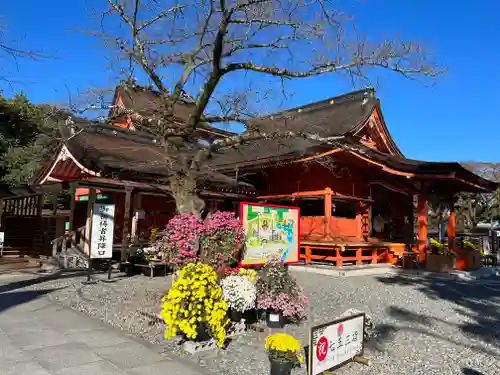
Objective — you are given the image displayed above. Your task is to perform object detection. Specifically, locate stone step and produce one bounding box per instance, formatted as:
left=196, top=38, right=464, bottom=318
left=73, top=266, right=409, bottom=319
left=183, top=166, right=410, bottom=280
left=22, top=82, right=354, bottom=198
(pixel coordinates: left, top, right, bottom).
left=290, top=263, right=398, bottom=277
left=0, top=256, right=28, bottom=263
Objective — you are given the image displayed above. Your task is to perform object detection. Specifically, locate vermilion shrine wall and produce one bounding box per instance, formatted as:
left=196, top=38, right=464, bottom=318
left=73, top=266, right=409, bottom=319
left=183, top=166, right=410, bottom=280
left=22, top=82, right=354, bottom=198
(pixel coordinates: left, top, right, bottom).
left=256, top=160, right=413, bottom=242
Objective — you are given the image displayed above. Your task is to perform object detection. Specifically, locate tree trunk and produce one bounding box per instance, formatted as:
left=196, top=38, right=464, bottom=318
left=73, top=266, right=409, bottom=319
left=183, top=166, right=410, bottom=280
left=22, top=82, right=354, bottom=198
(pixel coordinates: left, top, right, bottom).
left=169, top=174, right=205, bottom=217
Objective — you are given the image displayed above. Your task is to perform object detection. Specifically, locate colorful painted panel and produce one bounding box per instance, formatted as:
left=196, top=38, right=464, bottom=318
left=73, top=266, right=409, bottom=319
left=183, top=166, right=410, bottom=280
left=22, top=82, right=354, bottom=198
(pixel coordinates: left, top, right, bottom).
left=239, top=202, right=300, bottom=266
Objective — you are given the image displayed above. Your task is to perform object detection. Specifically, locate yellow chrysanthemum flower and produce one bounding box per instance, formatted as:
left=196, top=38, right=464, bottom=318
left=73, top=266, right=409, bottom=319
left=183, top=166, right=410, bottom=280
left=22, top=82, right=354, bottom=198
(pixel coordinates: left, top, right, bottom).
left=160, top=262, right=228, bottom=347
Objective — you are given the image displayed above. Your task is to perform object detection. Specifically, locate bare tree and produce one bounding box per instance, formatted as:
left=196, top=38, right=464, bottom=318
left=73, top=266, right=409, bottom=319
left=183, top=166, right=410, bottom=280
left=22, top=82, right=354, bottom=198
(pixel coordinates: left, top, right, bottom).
left=81, top=0, right=443, bottom=216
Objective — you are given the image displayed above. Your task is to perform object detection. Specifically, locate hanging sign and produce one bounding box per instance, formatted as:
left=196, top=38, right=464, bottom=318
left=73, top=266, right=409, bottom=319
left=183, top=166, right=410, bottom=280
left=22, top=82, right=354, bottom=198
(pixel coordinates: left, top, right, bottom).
left=90, top=203, right=115, bottom=259
left=239, top=202, right=300, bottom=266
left=308, top=313, right=365, bottom=375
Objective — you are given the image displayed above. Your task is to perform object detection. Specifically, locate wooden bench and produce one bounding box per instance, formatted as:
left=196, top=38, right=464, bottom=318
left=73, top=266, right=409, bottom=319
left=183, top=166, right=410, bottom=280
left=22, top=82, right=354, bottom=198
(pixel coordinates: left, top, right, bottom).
left=135, top=261, right=168, bottom=278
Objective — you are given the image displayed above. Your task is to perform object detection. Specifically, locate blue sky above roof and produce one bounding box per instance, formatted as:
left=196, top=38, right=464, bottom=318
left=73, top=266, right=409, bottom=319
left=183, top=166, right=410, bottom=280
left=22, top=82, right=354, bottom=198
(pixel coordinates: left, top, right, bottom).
left=1, top=0, right=499, bottom=162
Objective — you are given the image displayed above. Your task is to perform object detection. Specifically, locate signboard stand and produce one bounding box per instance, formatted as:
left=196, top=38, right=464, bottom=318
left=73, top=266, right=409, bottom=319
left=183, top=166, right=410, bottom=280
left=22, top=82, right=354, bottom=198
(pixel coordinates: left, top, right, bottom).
left=0, top=231, right=4, bottom=258
left=85, top=257, right=94, bottom=284
left=352, top=356, right=371, bottom=366
left=308, top=313, right=371, bottom=375
left=107, top=259, right=113, bottom=280
left=83, top=203, right=115, bottom=285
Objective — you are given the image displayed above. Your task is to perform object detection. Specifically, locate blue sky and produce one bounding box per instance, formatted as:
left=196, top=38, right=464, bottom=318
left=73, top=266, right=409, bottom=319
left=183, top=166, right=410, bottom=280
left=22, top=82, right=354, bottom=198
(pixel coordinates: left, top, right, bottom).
left=1, top=0, right=499, bottom=162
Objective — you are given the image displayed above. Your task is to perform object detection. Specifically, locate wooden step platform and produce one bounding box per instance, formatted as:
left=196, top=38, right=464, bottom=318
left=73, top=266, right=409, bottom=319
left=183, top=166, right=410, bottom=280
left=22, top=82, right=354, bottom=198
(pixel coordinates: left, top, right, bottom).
left=300, top=240, right=405, bottom=266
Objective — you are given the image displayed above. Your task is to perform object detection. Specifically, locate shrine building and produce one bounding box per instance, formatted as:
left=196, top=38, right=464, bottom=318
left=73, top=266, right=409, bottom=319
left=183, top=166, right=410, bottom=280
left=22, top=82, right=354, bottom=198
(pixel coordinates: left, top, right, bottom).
left=0, top=86, right=495, bottom=269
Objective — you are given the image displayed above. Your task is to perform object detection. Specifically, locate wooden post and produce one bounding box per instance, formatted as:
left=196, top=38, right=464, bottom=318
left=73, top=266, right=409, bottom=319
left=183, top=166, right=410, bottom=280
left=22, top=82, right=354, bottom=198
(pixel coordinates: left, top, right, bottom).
left=356, top=248, right=362, bottom=265
left=0, top=198, right=3, bottom=229
left=371, top=248, right=378, bottom=264
left=417, top=195, right=428, bottom=263
left=69, top=184, right=76, bottom=231
left=324, top=187, right=333, bottom=236
left=121, top=188, right=133, bottom=262
left=305, top=246, right=312, bottom=264
left=361, top=202, right=370, bottom=240
left=37, top=194, right=43, bottom=217
left=336, top=247, right=343, bottom=267
left=51, top=193, right=58, bottom=216
left=130, top=193, right=142, bottom=245
left=448, top=210, right=456, bottom=251
left=83, top=188, right=97, bottom=256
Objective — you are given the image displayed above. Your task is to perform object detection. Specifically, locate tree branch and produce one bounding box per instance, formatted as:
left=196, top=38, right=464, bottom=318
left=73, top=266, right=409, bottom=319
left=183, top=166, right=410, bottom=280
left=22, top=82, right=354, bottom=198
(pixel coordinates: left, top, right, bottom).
left=137, top=4, right=187, bottom=32
left=106, top=0, right=168, bottom=93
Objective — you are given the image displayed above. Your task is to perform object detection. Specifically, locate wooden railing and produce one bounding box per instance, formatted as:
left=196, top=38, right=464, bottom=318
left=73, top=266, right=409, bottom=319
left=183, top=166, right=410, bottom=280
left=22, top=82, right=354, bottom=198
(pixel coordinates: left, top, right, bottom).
left=51, top=226, right=86, bottom=257
left=300, top=240, right=405, bottom=267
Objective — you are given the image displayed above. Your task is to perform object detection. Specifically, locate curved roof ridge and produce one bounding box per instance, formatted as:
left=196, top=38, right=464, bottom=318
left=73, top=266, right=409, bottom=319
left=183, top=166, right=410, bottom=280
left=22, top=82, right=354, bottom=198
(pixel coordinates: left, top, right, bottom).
left=254, top=87, right=374, bottom=120
left=246, top=88, right=377, bottom=137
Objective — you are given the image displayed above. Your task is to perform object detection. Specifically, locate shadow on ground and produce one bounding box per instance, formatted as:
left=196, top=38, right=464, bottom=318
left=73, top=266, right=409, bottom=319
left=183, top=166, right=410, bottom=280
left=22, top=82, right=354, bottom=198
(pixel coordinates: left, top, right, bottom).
left=462, top=368, right=485, bottom=375
left=0, top=272, right=79, bottom=313
left=371, top=272, right=500, bottom=355
left=0, top=288, right=63, bottom=313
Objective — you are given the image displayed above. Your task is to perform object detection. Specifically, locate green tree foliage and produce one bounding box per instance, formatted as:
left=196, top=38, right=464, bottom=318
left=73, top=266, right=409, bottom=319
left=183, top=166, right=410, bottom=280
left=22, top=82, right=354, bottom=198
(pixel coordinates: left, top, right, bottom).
left=0, top=91, right=61, bottom=186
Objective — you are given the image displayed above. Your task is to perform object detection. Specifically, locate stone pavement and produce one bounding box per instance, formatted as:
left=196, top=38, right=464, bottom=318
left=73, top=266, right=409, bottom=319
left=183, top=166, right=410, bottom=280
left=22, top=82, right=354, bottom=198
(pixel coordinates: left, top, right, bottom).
left=0, top=275, right=211, bottom=375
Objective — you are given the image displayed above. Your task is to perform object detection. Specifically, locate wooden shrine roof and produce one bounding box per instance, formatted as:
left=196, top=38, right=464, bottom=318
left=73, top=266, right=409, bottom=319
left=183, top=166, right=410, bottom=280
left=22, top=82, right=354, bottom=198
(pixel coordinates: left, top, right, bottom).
left=210, top=88, right=402, bottom=169
left=0, top=184, right=43, bottom=199
left=211, top=137, right=332, bottom=170
left=110, top=85, right=235, bottom=139
left=31, top=87, right=498, bottom=195
left=246, top=88, right=376, bottom=137
left=344, top=141, right=498, bottom=190
left=33, top=123, right=254, bottom=194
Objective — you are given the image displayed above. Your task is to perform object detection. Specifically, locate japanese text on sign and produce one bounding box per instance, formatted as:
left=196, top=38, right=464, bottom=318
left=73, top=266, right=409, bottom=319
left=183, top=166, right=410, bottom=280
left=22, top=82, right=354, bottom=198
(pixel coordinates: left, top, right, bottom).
left=90, top=204, right=115, bottom=259
left=309, top=313, right=364, bottom=375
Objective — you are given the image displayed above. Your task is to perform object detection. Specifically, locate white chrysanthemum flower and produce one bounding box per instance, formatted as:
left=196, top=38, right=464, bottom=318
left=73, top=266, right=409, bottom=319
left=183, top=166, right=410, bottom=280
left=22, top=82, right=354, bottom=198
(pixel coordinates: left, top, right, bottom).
left=221, top=275, right=257, bottom=312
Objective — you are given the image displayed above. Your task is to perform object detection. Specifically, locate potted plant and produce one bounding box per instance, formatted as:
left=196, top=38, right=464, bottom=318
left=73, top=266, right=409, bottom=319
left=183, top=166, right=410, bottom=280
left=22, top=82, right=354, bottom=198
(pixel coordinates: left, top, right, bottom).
left=156, top=214, right=205, bottom=267
left=200, top=211, right=245, bottom=277
left=237, top=268, right=260, bottom=323
left=265, top=333, right=303, bottom=375
left=238, top=267, right=257, bottom=282
left=221, top=274, right=256, bottom=322
left=256, top=254, right=308, bottom=328
left=160, top=263, right=229, bottom=347
left=426, top=239, right=456, bottom=272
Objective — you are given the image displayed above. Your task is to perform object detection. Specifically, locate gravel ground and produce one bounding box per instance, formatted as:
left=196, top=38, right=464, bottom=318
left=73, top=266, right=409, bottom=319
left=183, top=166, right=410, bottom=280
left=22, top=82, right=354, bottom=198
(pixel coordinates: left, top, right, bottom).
left=1, top=269, right=499, bottom=375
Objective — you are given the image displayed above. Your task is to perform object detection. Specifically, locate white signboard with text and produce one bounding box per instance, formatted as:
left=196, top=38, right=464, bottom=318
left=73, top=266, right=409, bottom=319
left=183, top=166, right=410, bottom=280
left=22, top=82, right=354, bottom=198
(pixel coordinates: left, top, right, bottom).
left=309, top=313, right=365, bottom=375
left=90, top=203, right=115, bottom=259
left=0, top=231, right=4, bottom=256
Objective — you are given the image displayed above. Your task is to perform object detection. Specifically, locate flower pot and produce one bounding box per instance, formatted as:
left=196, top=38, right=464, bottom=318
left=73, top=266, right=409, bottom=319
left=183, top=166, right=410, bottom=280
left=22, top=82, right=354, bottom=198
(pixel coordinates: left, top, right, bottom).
left=243, top=309, right=259, bottom=324
left=194, top=323, right=211, bottom=342
left=266, top=311, right=286, bottom=328
left=269, top=359, right=293, bottom=375
left=229, top=309, right=243, bottom=322
left=123, top=263, right=138, bottom=277
left=425, top=254, right=454, bottom=272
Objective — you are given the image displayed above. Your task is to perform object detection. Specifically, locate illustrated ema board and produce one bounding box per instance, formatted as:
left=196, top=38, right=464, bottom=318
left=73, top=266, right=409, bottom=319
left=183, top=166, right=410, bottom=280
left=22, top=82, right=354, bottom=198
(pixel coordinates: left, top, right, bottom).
left=239, top=202, right=300, bottom=266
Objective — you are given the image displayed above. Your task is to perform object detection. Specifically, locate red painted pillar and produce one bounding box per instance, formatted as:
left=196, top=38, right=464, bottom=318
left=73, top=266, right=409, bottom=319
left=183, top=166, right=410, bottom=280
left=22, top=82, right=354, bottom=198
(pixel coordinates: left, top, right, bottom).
left=360, top=202, right=370, bottom=240
left=417, top=195, right=428, bottom=262
left=324, top=188, right=332, bottom=237
left=448, top=210, right=456, bottom=251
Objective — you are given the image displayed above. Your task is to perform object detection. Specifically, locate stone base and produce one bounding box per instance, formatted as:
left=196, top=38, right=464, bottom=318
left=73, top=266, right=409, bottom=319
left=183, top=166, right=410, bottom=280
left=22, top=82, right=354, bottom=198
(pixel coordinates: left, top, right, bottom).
left=182, top=321, right=247, bottom=354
